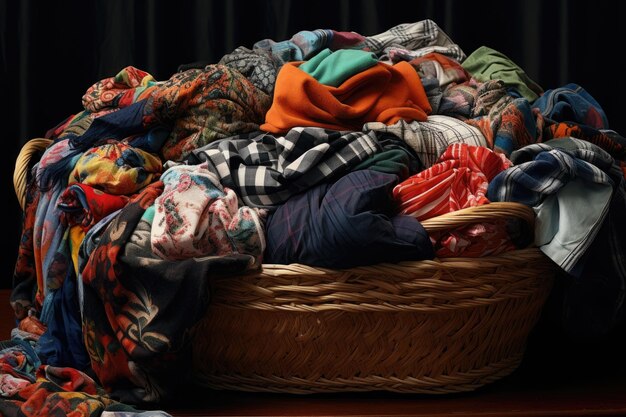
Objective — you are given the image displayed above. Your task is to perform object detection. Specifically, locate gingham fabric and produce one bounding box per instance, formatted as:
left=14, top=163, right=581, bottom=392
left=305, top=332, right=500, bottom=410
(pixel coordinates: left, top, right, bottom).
left=366, top=19, right=466, bottom=62
left=191, top=127, right=380, bottom=209
left=487, top=138, right=616, bottom=273
left=364, top=115, right=488, bottom=169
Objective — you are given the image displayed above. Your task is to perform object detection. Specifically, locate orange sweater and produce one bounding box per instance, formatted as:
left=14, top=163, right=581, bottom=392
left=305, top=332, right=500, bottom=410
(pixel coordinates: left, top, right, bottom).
left=261, top=61, right=431, bottom=134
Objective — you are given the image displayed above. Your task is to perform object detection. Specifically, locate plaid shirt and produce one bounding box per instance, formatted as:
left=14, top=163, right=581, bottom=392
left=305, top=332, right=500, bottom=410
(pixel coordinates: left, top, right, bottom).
left=491, top=138, right=626, bottom=337
left=192, top=127, right=380, bottom=209
left=364, top=116, right=487, bottom=169
left=366, top=19, right=466, bottom=62
left=487, top=138, right=617, bottom=274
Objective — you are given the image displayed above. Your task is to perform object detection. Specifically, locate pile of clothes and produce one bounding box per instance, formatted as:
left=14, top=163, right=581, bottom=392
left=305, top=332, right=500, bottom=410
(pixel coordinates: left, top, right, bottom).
left=4, top=18, right=626, bottom=416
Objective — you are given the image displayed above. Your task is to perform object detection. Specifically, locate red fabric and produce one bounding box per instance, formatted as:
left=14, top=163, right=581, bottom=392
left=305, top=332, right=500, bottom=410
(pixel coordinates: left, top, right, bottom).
left=430, top=220, right=517, bottom=258
left=261, top=61, right=431, bottom=134
left=393, top=144, right=511, bottom=221
left=58, top=184, right=129, bottom=231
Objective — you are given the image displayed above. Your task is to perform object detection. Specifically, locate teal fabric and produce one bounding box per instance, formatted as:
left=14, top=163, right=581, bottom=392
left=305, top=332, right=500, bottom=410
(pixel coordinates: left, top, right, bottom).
left=299, top=48, right=378, bottom=87
left=462, top=46, right=543, bottom=102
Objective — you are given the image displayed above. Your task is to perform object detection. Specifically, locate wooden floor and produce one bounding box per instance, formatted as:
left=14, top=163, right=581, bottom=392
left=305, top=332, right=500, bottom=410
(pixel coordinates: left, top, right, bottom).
left=2, top=289, right=626, bottom=416
left=162, top=372, right=626, bottom=417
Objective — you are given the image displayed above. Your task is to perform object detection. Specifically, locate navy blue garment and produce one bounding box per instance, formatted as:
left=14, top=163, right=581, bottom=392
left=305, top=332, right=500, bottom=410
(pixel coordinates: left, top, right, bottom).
left=265, top=170, right=434, bottom=268
left=68, top=99, right=150, bottom=151
left=35, top=272, right=91, bottom=371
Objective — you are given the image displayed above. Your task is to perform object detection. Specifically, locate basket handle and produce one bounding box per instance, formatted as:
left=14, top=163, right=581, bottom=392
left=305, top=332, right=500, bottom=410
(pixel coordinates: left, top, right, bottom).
left=14, top=138, right=52, bottom=211
left=420, top=202, right=535, bottom=233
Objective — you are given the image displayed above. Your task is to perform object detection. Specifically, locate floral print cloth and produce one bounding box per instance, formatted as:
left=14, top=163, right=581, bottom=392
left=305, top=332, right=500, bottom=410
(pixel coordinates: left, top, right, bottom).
left=151, top=163, right=265, bottom=264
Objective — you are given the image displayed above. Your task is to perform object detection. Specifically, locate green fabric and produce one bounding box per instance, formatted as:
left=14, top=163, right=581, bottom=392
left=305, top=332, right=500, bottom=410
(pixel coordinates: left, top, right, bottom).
left=354, top=149, right=412, bottom=180
left=462, top=46, right=543, bottom=102
left=299, top=48, right=378, bottom=87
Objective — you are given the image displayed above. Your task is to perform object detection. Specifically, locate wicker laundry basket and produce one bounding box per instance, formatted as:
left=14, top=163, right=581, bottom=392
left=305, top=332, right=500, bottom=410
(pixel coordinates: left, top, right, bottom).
left=14, top=138, right=557, bottom=395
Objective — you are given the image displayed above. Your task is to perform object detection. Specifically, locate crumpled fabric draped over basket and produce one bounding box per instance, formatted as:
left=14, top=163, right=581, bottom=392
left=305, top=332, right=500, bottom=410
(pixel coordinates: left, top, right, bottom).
left=80, top=182, right=255, bottom=403
left=488, top=138, right=626, bottom=337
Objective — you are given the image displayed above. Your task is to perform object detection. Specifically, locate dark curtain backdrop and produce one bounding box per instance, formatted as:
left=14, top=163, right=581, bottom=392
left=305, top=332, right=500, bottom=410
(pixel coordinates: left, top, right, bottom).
left=1, top=0, right=625, bottom=287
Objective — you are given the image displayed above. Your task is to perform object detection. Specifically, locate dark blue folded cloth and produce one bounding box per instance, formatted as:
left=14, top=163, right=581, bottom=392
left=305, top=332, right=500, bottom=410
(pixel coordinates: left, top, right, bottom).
left=265, top=169, right=434, bottom=268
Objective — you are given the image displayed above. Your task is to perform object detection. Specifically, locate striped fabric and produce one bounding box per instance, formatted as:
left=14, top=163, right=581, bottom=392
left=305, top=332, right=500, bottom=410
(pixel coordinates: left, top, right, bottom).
left=393, top=143, right=510, bottom=221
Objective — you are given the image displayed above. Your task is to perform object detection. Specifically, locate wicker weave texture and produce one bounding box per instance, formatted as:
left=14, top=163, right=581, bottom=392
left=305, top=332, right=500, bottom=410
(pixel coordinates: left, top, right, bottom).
left=13, top=138, right=52, bottom=210
left=192, top=248, right=555, bottom=394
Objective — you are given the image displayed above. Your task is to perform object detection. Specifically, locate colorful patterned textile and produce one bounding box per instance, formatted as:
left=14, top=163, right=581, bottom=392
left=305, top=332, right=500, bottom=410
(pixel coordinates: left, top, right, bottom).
left=406, top=52, right=470, bottom=89
left=218, top=46, right=278, bottom=94
left=261, top=61, right=431, bottom=134
left=0, top=362, right=170, bottom=417
left=253, top=29, right=367, bottom=66
left=393, top=143, right=511, bottom=221
left=366, top=20, right=466, bottom=62
left=466, top=97, right=543, bottom=155
left=33, top=140, right=81, bottom=309
left=433, top=78, right=512, bottom=121
left=264, top=170, right=434, bottom=268
left=364, top=116, right=488, bottom=169
left=76, top=211, right=121, bottom=319
left=46, top=114, right=80, bottom=141
left=55, top=112, right=96, bottom=142
left=58, top=184, right=129, bottom=230
left=12, top=180, right=40, bottom=321
left=436, top=81, right=478, bottom=119
left=149, top=65, right=271, bottom=161
left=190, top=127, right=380, bottom=208
left=82, top=66, right=158, bottom=113
left=0, top=340, right=40, bottom=381
left=532, top=83, right=609, bottom=129
left=101, top=411, right=173, bottom=417
left=69, top=142, right=162, bottom=195
left=81, top=182, right=254, bottom=402
left=545, top=122, right=626, bottom=160
left=462, top=46, right=543, bottom=102
left=151, top=163, right=265, bottom=264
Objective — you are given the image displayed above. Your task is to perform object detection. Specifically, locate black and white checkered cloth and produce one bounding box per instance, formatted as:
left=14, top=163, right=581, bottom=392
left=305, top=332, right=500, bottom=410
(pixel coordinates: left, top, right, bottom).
left=191, top=127, right=380, bottom=209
